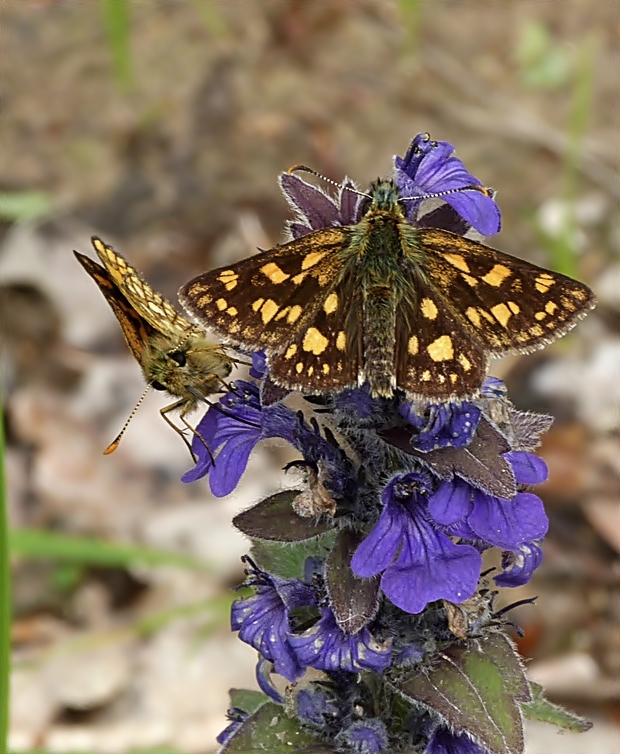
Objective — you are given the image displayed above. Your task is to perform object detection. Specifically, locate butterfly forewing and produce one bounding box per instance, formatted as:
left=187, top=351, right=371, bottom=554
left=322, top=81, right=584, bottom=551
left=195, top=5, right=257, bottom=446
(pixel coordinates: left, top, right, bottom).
left=178, top=226, right=351, bottom=352
left=414, top=228, right=596, bottom=355
left=74, top=251, right=153, bottom=362
left=92, top=237, right=195, bottom=338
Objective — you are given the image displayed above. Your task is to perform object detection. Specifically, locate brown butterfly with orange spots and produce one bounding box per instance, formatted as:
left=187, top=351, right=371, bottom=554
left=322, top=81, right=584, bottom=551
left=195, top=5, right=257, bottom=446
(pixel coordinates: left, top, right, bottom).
left=75, top=237, right=236, bottom=454
left=179, top=178, right=596, bottom=402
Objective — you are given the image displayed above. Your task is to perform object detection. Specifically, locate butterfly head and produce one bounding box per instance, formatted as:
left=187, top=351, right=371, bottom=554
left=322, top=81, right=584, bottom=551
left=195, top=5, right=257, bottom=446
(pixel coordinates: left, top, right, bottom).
left=362, top=179, right=405, bottom=217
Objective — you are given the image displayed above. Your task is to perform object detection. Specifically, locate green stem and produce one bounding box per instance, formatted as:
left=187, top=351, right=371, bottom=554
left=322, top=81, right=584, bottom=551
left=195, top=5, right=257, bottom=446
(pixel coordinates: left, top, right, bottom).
left=0, top=382, right=11, bottom=753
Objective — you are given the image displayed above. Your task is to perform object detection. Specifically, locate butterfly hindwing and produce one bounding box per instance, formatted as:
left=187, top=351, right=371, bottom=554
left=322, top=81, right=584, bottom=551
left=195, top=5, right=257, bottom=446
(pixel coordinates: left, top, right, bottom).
left=414, top=228, right=596, bottom=355
left=395, top=280, right=489, bottom=399
left=178, top=227, right=351, bottom=352
left=74, top=251, right=153, bottom=363
left=267, top=271, right=362, bottom=392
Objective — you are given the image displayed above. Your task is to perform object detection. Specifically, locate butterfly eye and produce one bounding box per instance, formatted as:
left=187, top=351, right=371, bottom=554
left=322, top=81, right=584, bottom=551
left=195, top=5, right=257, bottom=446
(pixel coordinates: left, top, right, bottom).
left=151, top=380, right=167, bottom=391
left=168, top=350, right=186, bottom=367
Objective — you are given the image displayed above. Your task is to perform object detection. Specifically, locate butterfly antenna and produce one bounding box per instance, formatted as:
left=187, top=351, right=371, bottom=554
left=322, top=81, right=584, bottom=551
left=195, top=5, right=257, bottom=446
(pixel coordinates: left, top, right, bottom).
left=287, top=164, right=372, bottom=199
left=400, top=184, right=496, bottom=202
left=103, top=384, right=150, bottom=454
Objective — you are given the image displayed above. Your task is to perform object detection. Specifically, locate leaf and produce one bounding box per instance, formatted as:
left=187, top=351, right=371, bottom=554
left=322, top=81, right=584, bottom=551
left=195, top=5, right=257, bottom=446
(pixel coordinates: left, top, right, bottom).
left=326, top=529, right=380, bottom=635
left=521, top=682, right=592, bottom=733
left=229, top=688, right=271, bottom=715
left=233, top=491, right=335, bottom=542
left=221, top=701, right=333, bottom=754
left=9, top=528, right=210, bottom=571
left=251, top=532, right=336, bottom=581
left=380, top=416, right=516, bottom=499
left=391, top=632, right=531, bottom=754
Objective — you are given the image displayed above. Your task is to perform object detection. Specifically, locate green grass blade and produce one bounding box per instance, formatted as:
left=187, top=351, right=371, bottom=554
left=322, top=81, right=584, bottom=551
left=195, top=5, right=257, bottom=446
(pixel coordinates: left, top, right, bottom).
left=0, top=385, right=11, bottom=754
left=102, top=0, right=132, bottom=89
left=0, top=190, right=53, bottom=222
left=9, top=528, right=212, bottom=572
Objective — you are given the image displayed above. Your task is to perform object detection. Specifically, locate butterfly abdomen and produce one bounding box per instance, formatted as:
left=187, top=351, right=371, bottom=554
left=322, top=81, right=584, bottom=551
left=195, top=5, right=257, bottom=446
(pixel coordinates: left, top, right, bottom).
left=356, top=213, right=404, bottom=397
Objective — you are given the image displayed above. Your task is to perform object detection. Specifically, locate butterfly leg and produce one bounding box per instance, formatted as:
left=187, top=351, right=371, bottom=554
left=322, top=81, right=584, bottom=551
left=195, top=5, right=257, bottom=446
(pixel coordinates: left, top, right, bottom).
left=159, top=400, right=198, bottom=460
left=160, top=400, right=217, bottom=466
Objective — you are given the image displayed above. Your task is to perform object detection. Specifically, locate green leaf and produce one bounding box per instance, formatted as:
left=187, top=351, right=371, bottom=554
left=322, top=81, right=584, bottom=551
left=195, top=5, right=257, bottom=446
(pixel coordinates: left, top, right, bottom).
left=229, top=688, right=270, bottom=715
left=251, top=531, right=336, bottom=581
left=390, top=632, right=531, bottom=754
left=521, top=682, right=592, bottom=733
left=221, top=701, right=332, bottom=754
left=9, top=527, right=211, bottom=571
left=326, top=529, right=379, bottom=635
left=233, top=490, right=334, bottom=542
left=0, top=385, right=10, bottom=754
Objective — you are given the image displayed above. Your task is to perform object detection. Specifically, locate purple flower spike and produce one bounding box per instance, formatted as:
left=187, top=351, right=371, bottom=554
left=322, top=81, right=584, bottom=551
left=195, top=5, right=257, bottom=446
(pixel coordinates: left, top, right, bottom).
left=495, top=541, right=544, bottom=587
left=289, top=610, right=392, bottom=674
left=352, top=474, right=481, bottom=614
left=250, top=350, right=268, bottom=380
left=395, top=132, right=501, bottom=237
left=427, top=727, right=489, bottom=754
left=231, top=566, right=315, bottom=683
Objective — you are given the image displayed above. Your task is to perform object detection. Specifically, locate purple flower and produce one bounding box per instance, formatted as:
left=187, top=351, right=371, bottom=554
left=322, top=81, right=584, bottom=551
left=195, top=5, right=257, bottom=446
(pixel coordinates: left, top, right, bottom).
left=336, top=719, right=389, bottom=754
left=216, top=708, right=248, bottom=747
left=297, top=686, right=340, bottom=728
left=429, top=450, right=549, bottom=554
left=495, top=541, right=544, bottom=588
left=395, top=132, right=501, bottom=237
left=249, top=350, right=268, bottom=380
left=352, top=473, right=482, bottom=614
left=289, top=609, right=392, bottom=674
left=400, top=401, right=481, bottom=452
left=182, top=381, right=298, bottom=495
left=279, top=172, right=364, bottom=239
left=231, top=564, right=316, bottom=682
left=256, top=657, right=284, bottom=703
left=427, top=727, right=489, bottom=754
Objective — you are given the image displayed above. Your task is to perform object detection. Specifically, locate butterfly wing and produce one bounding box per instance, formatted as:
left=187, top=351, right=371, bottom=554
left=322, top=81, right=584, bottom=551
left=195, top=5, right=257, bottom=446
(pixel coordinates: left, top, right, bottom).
left=394, top=278, right=489, bottom=400
left=179, top=226, right=353, bottom=354
left=267, top=265, right=362, bottom=392
left=392, top=227, right=595, bottom=401
left=74, top=251, right=153, bottom=363
left=413, top=228, right=597, bottom=355
left=91, top=237, right=195, bottom=338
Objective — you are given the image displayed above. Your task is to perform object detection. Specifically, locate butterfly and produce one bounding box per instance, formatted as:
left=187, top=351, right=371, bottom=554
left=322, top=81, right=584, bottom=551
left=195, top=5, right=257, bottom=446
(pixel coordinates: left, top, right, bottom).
left=75, top=237, right=236, bottom=454
left=178, top=178, right=596, bottom=402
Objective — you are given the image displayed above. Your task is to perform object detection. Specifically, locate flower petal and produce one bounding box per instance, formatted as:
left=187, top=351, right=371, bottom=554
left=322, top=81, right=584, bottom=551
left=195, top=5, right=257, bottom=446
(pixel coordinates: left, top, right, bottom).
left=429, top=480, right=472, bottom=525
left=504, top=450, right=549, bottom=485
left=467, top=491, right=548, bottom=549
left=351, top=500, right=406, bottom=578
left=380, top=517, right=481, bottom=614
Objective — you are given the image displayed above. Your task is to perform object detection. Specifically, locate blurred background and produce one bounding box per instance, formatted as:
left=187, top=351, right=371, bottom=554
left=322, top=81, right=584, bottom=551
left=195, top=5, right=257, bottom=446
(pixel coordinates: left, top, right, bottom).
left=0, top=1, right=618, bottom=752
